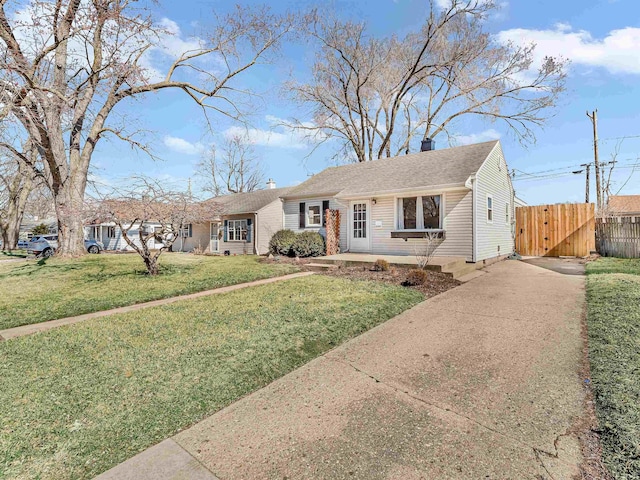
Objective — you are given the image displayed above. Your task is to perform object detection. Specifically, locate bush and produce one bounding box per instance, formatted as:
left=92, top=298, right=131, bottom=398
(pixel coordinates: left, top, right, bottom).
left=404, top=268, right=428, bottom=286
left=31, top=223, right=50, bottom=236
left=372, top=259, right=390, bottom=272
left=292, top=231, right=325, bottom=258
left=269, top=229, right=297, bottom=256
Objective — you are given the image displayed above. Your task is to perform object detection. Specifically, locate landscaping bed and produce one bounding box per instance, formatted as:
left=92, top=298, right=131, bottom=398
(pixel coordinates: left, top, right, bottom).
left=320, top=264, right=460, bottom=298
left=0, top=254, right=297, bottom=330
left=586, top=257, right=640, bottom=479
left=0, top=275, right=423, bottom=480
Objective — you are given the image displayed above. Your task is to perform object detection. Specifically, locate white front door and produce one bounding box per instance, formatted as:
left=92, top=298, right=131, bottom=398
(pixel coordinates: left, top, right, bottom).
left=349, top=200, right=370, bottom=252
left=210, top=222, right=220, bottom=253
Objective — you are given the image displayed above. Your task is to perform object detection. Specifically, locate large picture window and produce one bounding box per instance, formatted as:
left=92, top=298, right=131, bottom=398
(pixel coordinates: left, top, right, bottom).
left=397, top=195, right=442, bottom=230
left=228, top=220, right=248, bottom=241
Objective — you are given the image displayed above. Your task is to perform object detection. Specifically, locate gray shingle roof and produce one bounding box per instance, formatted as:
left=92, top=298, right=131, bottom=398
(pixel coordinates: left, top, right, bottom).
left=284, top=140, right=499, bottom=198
left=207, top=187, right=292, bottom=215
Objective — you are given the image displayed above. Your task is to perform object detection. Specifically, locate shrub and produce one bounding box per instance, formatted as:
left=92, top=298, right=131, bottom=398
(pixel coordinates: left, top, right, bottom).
left=404, top=268, right=428, bottom=286
left=372, top=259, right=390, bottom=272
left=269, top=229, right=297, bottom=256
left=292, top=231, right=325, bottom=258
left=31, top=223, right=50, bottom=236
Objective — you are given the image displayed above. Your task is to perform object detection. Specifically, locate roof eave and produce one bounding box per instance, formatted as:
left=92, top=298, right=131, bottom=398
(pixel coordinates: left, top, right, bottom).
left=335, top=182, right=468, bottom=200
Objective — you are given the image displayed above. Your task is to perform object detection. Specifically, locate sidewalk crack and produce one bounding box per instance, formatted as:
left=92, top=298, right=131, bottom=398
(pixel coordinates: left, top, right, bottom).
left=335, top=357, right=573, bottom=475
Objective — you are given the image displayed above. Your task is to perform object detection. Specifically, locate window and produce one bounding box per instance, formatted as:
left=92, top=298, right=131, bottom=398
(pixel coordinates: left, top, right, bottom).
left=228, top=220, right=248, bottom=241
left=307, top=204, right=321, bottom=227
left=179, top=224, right=192, bottom=238
left=397, top=195, right=442, bottom=230
left=506, top=202, right=510, bottom=224
left=487, top=196, right=493, bottom=222
left=352, top=203, right=367, bottom=238
left=107, top=226, right=116, bottom=238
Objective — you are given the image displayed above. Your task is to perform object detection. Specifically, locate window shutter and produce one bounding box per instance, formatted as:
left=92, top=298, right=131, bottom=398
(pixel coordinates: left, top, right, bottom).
left=188, top=224, right=192, bottom=238
left=299, top=202, right=306, bottom=229
left=322, top=200, right=330, bottom=226
left=223, top=220, right=228, bottom=242
left=246, top=218, right=252, bottom=243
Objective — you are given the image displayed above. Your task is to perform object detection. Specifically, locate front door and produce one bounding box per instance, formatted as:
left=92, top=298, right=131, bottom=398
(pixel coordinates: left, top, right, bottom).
left=210, top=222, right=220, bottom=253
left=349, top=200, right=370, bottom=252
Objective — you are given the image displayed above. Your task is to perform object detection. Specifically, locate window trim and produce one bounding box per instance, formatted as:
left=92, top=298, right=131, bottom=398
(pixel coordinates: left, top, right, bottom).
left=394, top=194, right=444, bottom=231
left=487, top=194, right=493, bottom=224
left=306, top=201, right=322, bottom=228
left=227, top=219, right=248, bottom=242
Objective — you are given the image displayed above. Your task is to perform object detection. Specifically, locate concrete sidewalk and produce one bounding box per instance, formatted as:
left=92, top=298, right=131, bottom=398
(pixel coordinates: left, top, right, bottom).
left=0, top=272, right=313, bottom=341
left=96, top=260, right=587, bottom=480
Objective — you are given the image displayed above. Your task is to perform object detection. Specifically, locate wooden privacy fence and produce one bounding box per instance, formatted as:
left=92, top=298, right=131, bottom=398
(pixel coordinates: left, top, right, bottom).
left=596, top=216, right=640, bottom=258
left=516, top=203, right=595, bottom=257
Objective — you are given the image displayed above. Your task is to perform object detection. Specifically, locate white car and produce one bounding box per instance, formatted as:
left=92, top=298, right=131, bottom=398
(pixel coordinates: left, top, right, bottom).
left=27, top=235, right=104, bottom=257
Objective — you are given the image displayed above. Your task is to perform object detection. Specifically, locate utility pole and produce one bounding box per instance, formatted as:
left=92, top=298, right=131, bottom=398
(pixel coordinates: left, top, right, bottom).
left=586, top=110, right=601, bottom=209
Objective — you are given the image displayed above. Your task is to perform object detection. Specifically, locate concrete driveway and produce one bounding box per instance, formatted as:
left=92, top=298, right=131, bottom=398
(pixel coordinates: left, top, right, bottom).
left=97, top=260, right=587, bottom=480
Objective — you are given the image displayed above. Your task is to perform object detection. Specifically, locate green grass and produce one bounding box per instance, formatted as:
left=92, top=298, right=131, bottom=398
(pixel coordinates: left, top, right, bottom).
left=586, top=258, right=640, bottom=479
left=0, top=275, right=424, bottom=479
left=0, top=254, right=298, bottom=330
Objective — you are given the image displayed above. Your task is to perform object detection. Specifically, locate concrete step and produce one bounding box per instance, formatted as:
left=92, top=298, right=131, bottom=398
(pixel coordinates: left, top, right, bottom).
left=457, top=269, right=486, bottom=283
left=444, top=263, right=479, bottom=280
left=306, top=263, right=339, bottom=272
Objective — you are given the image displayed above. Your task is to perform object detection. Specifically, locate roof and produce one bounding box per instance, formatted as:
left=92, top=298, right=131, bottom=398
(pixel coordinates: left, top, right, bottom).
left=283, top=141, right=500, bottom=199
left=207, top=186, right=292, bottom=215
left=608, top=195, right=640, bottom=214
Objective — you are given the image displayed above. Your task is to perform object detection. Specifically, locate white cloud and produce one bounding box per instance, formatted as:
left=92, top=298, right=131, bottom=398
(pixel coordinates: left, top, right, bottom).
left=163, top=136, right=205, bottom=155
left=496, top=24, right=640, bottom=75
left=451, top=128, right=501, bottom=146
left=221, top=116, right=328, bottom=150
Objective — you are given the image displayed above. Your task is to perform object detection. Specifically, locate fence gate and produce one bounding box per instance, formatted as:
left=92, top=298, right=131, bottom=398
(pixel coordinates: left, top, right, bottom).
left=516, top=203, right=595, bottom=257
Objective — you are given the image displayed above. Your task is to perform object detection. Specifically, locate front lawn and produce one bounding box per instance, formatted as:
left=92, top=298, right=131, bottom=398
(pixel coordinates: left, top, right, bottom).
left=0, top=250, right=27, bottom=258
left=0, top=275, right=424, bottom=479
left=0, top=254, right=297, bottom=330
left=586, top=257, right=640, bottom=479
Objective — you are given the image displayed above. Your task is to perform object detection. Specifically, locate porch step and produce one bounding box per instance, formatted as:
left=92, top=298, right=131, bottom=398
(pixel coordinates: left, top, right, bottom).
left=457, top=269, right=486, bottom=283
left=305, top=263, right=339, bottom=272
left=441, top=262, right=479, bottom=280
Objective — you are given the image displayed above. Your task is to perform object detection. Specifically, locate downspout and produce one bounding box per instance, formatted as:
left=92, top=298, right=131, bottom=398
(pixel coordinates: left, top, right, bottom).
left=466, top=174, right=477, bottom=263
left=254, top=212, right=259, bottom=255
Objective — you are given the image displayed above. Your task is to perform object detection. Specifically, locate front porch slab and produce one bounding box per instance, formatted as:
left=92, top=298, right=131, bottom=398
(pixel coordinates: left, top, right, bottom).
left=313, top=253, right=475, bottom=279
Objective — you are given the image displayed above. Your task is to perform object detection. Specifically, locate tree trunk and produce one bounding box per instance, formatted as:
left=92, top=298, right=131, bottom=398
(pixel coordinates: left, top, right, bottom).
left=54, top=178, right=87, bottom=256
left=143, top=256, right=159, bottom=276
left=0, top=163, right=33, bottom=251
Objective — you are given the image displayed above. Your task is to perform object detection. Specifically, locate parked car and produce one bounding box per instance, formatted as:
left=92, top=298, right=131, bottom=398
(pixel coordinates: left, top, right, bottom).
left=17, top=239, right=30, bottom=249
left=27, top=235, right=104, bottom=257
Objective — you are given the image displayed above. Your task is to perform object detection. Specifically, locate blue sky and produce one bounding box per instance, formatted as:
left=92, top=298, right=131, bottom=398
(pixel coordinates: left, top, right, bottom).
left=89, top=0, right=640, bottom=205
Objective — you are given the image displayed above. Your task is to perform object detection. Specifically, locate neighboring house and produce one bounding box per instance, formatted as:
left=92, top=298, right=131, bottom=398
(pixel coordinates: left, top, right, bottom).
left=282, top=140, right=515, bottom=263
left=607, top=195, right=640, bottom=217
left=85, top=221, right=165, bottom=251
left=174, top=185, right=292, bottom=255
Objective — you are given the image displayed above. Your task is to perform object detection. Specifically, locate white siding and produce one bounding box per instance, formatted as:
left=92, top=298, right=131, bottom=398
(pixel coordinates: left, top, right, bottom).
left=283, top=197, right=348, bottom=251
left=220, top=214, right=256, bottom=255
left=474, top=143, right=515, bottom=261
left=174, top=222, right=210, bottom=253
left=369, top=190, right=473, bottom=260
left=256, top=199, right=285, bottom=255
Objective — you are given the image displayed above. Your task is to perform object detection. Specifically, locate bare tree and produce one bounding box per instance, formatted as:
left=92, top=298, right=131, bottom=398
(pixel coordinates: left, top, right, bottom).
left=198, top=135, right=265, bottom=196
left=0, top=1, right=294, bottom=255
left=92, top=178, right=221, bottom=275
left=0, top=141, right=37, bottom=250
left=286, top=0, right=567, bottom=163
left=414, top=232, right=442, bottom=269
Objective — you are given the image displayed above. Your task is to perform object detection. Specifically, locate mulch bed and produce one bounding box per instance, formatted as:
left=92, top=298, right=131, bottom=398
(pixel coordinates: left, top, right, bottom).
left=317, top=265, right=459, bottom=299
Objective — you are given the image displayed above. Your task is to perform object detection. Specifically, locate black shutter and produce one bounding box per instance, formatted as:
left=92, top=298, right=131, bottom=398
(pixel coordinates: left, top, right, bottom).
left=246, top=218, right=252, bottom=243
left=322, top=200, right=330, bottom=226
left=299, top=202, right=306, bottom=229
left=223, top=220, right=228, bottom=242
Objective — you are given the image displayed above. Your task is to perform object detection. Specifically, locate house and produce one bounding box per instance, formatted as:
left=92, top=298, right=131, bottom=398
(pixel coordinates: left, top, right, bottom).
left=85, top=221, right=165, bottom=251
left=607, top=195, right=640, bottom=217
left=281, top=140, right=515, bottom=263
left=174, top=183, right=292, bottom=255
